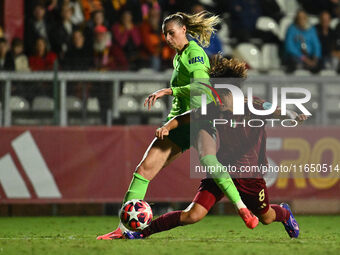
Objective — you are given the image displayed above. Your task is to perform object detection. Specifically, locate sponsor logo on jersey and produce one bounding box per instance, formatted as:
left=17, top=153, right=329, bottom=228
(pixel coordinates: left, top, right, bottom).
left=189, top=56, right=204, bottom=64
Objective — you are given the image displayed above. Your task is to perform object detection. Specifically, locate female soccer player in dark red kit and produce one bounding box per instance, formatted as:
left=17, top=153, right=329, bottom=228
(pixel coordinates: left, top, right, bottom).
left=124, top=56, right=306, bottom=239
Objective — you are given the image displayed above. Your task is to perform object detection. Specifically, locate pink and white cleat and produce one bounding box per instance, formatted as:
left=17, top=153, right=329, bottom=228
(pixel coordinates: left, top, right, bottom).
left=97, top=227, right=123, bottom=240
left=238, top=208, right=259, bottom=229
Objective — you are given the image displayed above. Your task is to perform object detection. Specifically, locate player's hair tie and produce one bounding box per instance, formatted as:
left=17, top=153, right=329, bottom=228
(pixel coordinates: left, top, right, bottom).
left=176, top=14, right=183, bottom=19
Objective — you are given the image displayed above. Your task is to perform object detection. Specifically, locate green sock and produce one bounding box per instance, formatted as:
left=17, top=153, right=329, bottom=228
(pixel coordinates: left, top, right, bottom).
left=200, top=155, right=241, bottom=204
left=123, top=172, right=150, bottom=203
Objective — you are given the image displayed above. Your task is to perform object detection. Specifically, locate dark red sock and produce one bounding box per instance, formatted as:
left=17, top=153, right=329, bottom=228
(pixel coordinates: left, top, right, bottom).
left=142, top=211, right=182, bottom=237
left=271, top=204, right=290, bottom=222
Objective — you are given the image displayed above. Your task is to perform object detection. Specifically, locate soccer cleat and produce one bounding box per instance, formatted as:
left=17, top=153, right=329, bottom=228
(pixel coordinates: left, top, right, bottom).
left=280, top=203, right=299, bottom=238
left=123, top=230, right=145, bottom=239
left=96, top=227, right=123, bottom=240
left=238, top=208, right=259, bottom=229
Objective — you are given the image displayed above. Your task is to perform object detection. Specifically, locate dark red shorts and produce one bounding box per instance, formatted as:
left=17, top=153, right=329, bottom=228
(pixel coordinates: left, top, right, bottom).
left=193, top=178, right=270, bottom=215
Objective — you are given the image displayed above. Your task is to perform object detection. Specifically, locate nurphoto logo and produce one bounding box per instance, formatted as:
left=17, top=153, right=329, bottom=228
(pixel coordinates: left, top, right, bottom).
left=199, top=82, right=312, bottom=128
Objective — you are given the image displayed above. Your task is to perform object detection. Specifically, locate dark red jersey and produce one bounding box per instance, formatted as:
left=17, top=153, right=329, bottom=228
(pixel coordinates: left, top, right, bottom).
left=192, top=97, right=273, bottom=195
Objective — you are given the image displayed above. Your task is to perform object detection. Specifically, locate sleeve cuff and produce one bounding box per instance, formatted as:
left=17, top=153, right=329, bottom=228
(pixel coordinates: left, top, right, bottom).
left=172, top=87, right=179, bottom=97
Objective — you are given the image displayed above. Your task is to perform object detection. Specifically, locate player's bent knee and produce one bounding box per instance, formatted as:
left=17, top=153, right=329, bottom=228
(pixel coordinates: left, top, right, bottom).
left=136, top=164, right=154, bottom=180
left=185, top=214, right=203, bottom=224
left=258, top=207, right=276, bottom=225
left=181, top=211, right=205, bottom=225
left=188, top=212, right=204, bottom=224
left=135, top=165, right=147, bottom=177
left=259, top=216, right=273, bottom=225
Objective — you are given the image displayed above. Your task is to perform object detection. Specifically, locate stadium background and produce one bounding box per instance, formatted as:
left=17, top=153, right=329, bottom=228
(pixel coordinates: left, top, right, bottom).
left=0, top=0, right=340, bottom=218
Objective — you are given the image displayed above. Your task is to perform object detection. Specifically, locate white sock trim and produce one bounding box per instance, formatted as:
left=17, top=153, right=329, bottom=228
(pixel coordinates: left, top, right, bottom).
left=235, top=200, right=247, bottom=210
left=118, top=221, right=128, bottom=232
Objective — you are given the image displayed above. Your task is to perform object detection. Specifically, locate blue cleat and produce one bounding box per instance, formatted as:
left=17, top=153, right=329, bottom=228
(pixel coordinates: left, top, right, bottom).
left=123, top=231, right=145, bottom=239
left=280, top=203, right=299, bottom=238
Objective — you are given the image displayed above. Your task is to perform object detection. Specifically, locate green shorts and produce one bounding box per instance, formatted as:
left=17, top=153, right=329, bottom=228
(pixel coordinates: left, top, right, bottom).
left=166, top=118, right=216, bottom=152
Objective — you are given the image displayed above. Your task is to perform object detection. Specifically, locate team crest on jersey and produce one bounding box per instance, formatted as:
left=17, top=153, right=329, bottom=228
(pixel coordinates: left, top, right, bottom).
left=189, top=56, right=204, bottom=64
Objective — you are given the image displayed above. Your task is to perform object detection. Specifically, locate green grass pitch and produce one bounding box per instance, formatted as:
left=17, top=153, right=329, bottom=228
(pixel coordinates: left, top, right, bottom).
left=0, top=216, right=339, bottom=255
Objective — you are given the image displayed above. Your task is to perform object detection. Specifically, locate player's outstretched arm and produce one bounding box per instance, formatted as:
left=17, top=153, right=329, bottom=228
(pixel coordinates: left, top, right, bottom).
left=144, top=88, right=173, bottom=110
left=273, top=108, right=308, bottom=125
left=253, top=98, right=308, bottom=125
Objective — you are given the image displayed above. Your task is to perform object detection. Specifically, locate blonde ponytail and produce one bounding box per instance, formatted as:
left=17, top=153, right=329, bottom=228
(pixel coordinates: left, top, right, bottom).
left=162, top=11, right=220, bottom=47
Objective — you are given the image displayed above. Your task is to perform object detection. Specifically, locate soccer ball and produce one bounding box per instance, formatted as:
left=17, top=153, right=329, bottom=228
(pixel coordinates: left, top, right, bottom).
left=120, top=199, right=153, bottom=231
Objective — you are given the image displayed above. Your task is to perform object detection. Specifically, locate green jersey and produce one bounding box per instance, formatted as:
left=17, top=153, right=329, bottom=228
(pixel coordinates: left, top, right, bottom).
left=168, top=40, right=212, bottom=119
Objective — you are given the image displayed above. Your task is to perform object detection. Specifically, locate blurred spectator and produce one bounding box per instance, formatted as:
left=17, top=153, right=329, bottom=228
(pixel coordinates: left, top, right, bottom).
left=331, top=16, right=340, bottom=72
left=8, top=39, right=31, bottom=102
left=141, top=0, right=161, bottom=20
left=0, top=26, right=3, bottom=37
left=259, top=0, right=284, bottom=23
left=47, top=0, right=58, bottom=11
left=81, top=0, right=103, bottom=21
left=92, top=24, right=128, bottom=124
left=42, top=0, right=60, bottom=21
left=203, top=33, right=222, bottom=57
left=0, top=38, right=14, bottom=70
left=25, top=37, right=57, bottom=101
left=140, top=8, right=174, bottom=70
left=298, top=0, right=339, bottom=17
left=51, top=4, right=78, bottom=58
left=93, top=25, right=128, bottom=70
left=315, top=11, right=336, bottom=69
left=26, top=0, right=67, bottom=24
left=37, top=0, right=84, bottom=25
left=62, top=0, right=85, bottom=25
left=191, top=4, right=222, bottom=57
left=112, top=10, right=142, bottom=70
left=160, top=0, right=194, bottom=15
left=29, top=37, right=57, bottom=71
left=213, top=0, right=232, bottom=16
left=84, top=10, right=109, bottom=50
left=8, top=38, right=31, bottom=72
left=191, top=3, right=205, bottom=15
left=63, top=30, right=93, bottom=70
left=103, top=0, right=143, bottom=26
left=284, top=10, right=322, bottom=73
left=228, top=0, right=262, bottom=42
left=62, top=29, right=92, bottom=115
left=25, top=3, right=54, bottom=55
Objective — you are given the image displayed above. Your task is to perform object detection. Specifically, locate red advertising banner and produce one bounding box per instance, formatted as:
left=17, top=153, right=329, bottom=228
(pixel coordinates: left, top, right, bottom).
left=265, top=127, right=340, bottom=200
left=0, top=126, right=339, bottom=204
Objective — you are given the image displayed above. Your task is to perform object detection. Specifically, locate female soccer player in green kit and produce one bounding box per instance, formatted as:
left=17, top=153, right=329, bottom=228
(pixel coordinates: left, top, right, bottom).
left=97, top=11, right=257, bottom=240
